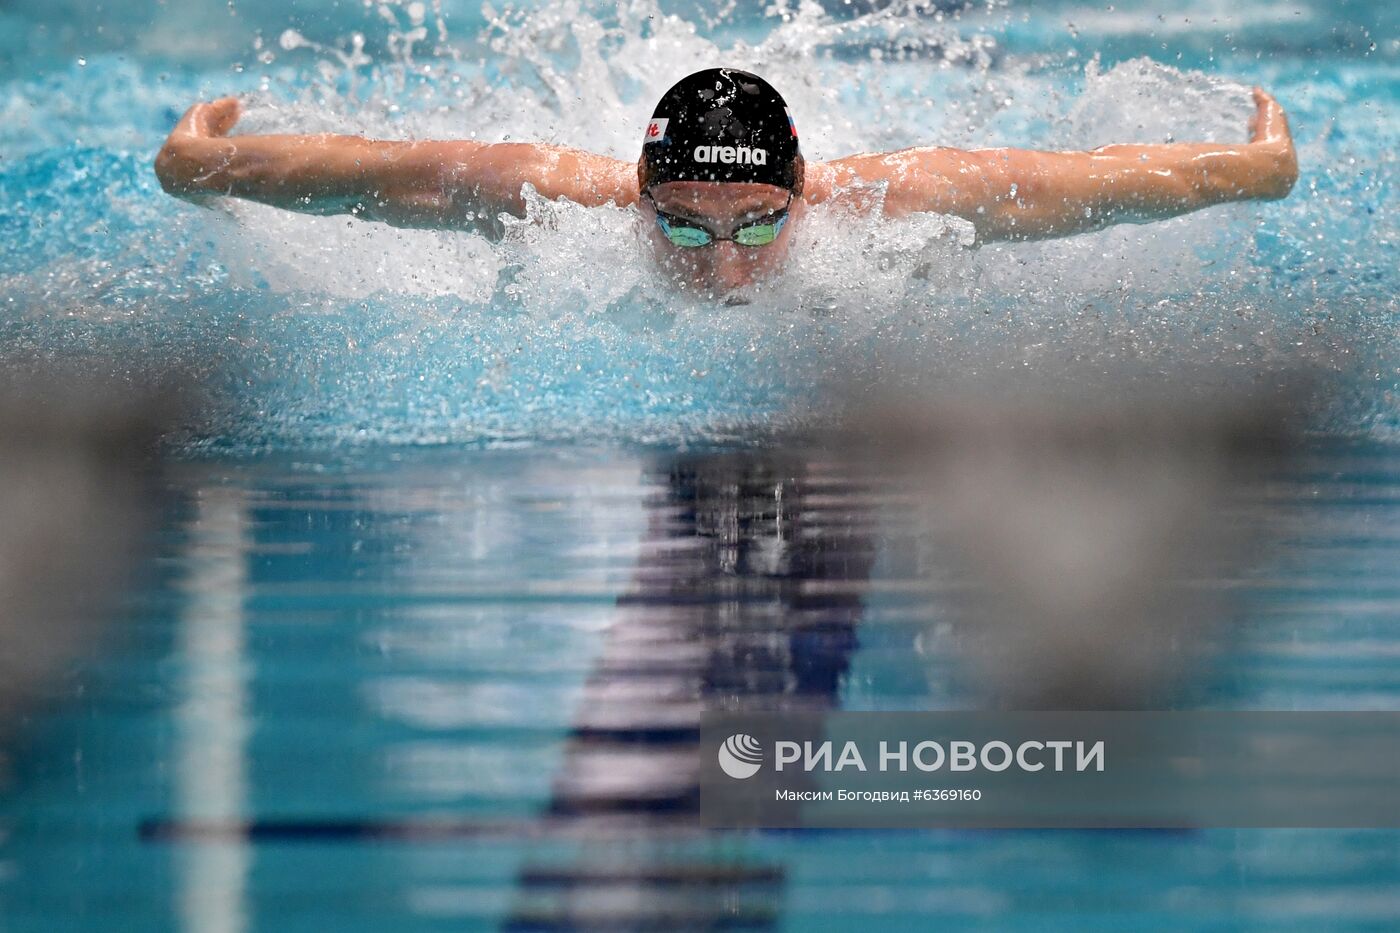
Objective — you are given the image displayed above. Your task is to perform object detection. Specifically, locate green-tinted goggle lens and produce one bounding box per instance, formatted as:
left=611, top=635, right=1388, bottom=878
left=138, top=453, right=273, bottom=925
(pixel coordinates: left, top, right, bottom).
left=651, top=196, right=790, bottom=249
left=733, top=221, right=783, bottom=247
left=660, top=220, right=713, bottom=248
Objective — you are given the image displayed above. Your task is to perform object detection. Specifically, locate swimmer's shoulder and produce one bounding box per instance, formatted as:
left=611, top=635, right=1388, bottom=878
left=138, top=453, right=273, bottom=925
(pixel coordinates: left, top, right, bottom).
left=802, top=151, right=957, bottom=206
left=434, top=140, right=640, bottom=210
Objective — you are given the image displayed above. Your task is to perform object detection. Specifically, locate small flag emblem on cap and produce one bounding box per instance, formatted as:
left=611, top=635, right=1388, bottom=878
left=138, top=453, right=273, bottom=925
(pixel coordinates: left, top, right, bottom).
left=645, top=118, right=669, bottom=141
left=786, top=108, right=797, bottom=138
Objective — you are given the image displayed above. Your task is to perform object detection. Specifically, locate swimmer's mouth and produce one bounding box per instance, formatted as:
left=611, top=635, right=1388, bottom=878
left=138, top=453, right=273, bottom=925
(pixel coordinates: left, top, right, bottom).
left=723, top=295, right=752, bottom=307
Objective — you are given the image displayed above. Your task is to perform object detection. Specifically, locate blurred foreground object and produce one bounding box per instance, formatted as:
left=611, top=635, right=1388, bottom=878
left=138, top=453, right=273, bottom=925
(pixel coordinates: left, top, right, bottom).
left=0, top=367, right=178, bottom=732
left=838, top=379, right=1304, bottom=708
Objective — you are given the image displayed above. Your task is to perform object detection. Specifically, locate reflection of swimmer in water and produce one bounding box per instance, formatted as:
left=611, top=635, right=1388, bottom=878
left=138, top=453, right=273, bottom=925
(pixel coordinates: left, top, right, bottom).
left=156, top=67, right=1297, bottom=292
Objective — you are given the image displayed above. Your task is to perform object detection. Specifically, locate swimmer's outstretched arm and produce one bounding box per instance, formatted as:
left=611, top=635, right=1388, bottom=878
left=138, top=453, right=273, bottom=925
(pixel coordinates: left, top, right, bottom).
left=155, top=97, right=638, bottom=234
left=815, top=88, right=1298, bottom=242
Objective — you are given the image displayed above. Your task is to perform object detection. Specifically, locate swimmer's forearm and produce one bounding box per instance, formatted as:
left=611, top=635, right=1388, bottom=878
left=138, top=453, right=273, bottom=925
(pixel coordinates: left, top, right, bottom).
left=957, top=140, right=1298, bottom=240
left=158, top=133, right=484, bottom=226
left=834, top=86, right=1298, bottom=242
left=838, top=140, right=1295, bottom=242
left=159, top=131, right=636, bottom=232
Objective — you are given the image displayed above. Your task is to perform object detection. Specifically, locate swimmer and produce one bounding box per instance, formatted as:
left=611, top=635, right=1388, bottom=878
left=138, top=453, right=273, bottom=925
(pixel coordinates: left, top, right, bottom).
left=156, top=68, right=1297, bottom=293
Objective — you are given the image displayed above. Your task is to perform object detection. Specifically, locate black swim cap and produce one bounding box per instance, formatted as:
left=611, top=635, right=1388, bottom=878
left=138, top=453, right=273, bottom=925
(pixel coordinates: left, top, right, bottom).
left=640, top=68, right=801, bottom=192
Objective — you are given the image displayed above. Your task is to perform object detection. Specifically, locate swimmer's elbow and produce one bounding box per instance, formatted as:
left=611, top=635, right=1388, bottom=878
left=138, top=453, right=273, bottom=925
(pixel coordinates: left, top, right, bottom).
left=360, top=186, right=493, bottom=232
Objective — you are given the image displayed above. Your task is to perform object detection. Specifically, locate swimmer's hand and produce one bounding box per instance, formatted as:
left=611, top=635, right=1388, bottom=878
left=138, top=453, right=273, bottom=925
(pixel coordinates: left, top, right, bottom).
left=815, top=85, right=1299, bottom=242
left=153, top=96, right=637, bottom=233
left=1244, top=87, right=1299, bottom=200
left=155, top=97, right=245, bottom=201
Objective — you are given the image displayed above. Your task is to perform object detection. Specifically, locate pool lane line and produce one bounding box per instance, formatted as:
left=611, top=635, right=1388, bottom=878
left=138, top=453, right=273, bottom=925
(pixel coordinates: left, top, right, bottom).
left=503, top=451, right=873, bottom=931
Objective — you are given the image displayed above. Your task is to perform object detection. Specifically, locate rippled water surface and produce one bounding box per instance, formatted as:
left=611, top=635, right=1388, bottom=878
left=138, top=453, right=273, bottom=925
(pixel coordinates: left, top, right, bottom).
left=1, top=0, right=1397, bottom=930
left=1, top=444, right=1398, bottom=930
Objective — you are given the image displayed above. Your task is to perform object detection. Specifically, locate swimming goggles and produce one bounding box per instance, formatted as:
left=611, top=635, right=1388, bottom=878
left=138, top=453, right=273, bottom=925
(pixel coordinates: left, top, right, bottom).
left=642, top=190, right=792, bottom=248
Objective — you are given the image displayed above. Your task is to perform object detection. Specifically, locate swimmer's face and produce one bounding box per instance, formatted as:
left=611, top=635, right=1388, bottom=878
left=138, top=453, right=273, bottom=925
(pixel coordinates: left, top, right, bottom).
left=642, top=181, right=799, bottom=295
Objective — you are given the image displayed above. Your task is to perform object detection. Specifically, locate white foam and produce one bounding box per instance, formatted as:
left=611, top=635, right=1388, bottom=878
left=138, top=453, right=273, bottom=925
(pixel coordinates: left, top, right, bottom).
left=9, top=0, right=1379, bottom=447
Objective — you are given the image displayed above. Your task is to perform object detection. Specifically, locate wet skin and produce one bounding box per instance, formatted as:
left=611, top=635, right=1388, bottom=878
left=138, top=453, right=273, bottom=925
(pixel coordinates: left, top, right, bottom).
left=155, top=89, right=1297, bottom=293
left=642, top=181, right=801, bottom=294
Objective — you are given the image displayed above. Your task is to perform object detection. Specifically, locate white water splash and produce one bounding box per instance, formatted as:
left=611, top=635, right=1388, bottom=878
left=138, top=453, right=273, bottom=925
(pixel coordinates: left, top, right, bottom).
left=4, top=0, right=1388, bottom=448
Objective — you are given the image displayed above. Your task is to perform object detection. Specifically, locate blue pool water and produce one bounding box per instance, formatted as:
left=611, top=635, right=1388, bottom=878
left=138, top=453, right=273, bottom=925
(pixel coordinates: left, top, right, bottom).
left=3, top=444, right=1400, bottom=930
left=2, top=0, right=1396, bottom=448
left=1, top=0, right=1398, bottom=929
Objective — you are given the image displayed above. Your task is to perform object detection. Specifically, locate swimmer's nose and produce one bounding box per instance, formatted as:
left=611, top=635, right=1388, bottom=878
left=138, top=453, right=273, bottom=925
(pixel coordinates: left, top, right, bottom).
left=709, top=243, right=756, bottom=291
